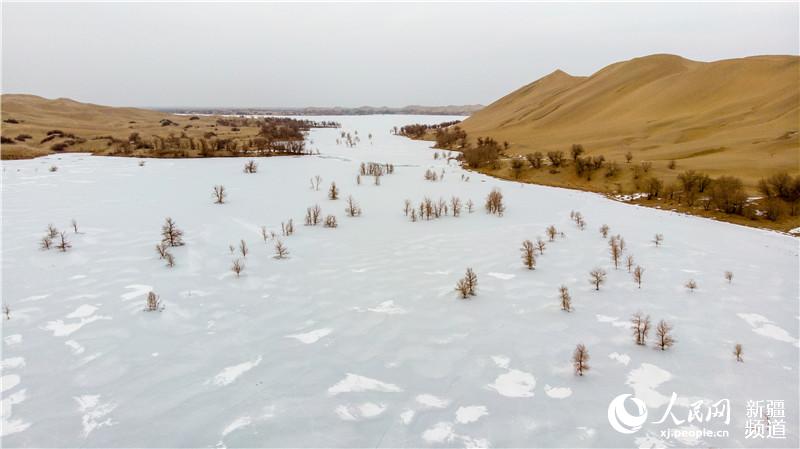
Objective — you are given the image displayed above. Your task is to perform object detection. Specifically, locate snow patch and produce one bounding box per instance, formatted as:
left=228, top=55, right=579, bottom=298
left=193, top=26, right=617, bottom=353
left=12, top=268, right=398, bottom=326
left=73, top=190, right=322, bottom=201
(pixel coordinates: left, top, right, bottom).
left=487, top=369, right=536, bottom=398
left=74, top=395, right=116, bottom=437
left=455, top=405, right=488, bottom=424
left=491, top=355, right=510, bottom=369
left=626, top=363, right=672, bottom=408
left=367, top=300, right=408, bottom=314
left=609, top=352, right=631, bottom=366
left=3, top=335, right=22, bottom=346
left=327, top=373, right=402, bottom=395
left=335, top=402, right=386, bottom=421
left=211, top=356, right=262, bottom=386
left=487, top=272, right=515, bottom=280
left=66, top=304, right=98, bottom=319
left=285, top=328, right=332, bottom=344
left=416, top=394, right=449, bottom=409
left=544, top=384, right=572, bottom=399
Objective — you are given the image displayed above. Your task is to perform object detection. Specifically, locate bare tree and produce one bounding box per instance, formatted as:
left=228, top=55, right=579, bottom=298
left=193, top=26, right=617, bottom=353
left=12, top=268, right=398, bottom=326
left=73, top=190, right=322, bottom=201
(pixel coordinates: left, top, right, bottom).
left=466, top=199, right=475, bottom=213
left=610, top=239, right=621, bottom=269
left=243, top=160, right=258, bottom=173
left=305, top=205, right=322, bottom=226
left=734, top=343, right=743, bottom=362
left=229, top=244, right=235, bottom=254
left=589, top=268, right=606, bottom=290
left=56, top=231, right=72, bottom=252
left=274, top=240, right=289, bottom=259
left=213, top=185, right=227, bottom=204
left=71, top=219, right=79, bottom=233
left=165, top=252, right=175, bottom=267
left=633, top=265, right=644, bottom=288
left=47, top=224, right=59, bottom=239
left=653, top=233, right=664, bottom=247
left=261, top=226, right=269, bottom=243
left=485, top=188, right=505, bottom=216
left=282, top=219, right=294, bottom=236
left=161, top=217, right=185, bottom=247
left=145, top=291, right=162, bottom=312
left=356, top=175, right=361, bottom=185
left=655, top=320, right=674, bottom=350
left=521, top=240, right=536, bottom=270
left=328, top=182, right=339, bottom=200
left=573, top=344, right=590, bottom=376
left=231, top=258, right=244, bottom=277
left=310, top=175, right=322, bottom=191
left=410, top=209, right=417, bottom=222
left=685, top=279, right=697, bottom=292
left=403, top=199, right=411, bottom=216
left=631, top=312, right=651, bottom=345
left=559, top=285, right=572, bottom=312
left=531, top=238, right=544, bottom=255
left=3, top=304, right=10, bottom=320
left=239, top=239, right=249, bottom=257
left=725, top=271, right=734, bottom=284
left=345, top=196, right=362, bottom=217
left=455, top=278, right=470, bottom=299
left=625, top=151, right=633, bottom=164
left=156, top=242, right=169, bottom=259
left=450, top=196, right=462, bottom=217
left=546, top=225, right=558, bottom=241
left=40, top=235, right=53, bottom=250
left=324, top=215, right=338, bottom=228
left=600, top=224, right=610, bottom=238
left=626, top=255, right=635, bottom=272
left=465, top=268, right=478, bottom=296
left=374, top=173, right=381, bottom=186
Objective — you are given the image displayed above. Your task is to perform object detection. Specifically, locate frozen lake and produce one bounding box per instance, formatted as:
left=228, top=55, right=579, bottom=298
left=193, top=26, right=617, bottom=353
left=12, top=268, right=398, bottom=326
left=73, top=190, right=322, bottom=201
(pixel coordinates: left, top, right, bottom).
left=2, top=115, right=798, bottom=447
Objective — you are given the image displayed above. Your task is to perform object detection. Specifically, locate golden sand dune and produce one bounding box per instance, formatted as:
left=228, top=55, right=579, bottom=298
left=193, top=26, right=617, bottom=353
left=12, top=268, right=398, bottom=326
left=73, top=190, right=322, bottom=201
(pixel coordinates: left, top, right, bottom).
left=461, top=54, right=799, bottom=186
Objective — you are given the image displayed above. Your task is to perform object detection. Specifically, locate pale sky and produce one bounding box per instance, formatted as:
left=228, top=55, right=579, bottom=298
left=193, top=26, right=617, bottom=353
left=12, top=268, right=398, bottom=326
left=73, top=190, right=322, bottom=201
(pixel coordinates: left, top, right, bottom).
left=2, top=2, right=798, bottom=108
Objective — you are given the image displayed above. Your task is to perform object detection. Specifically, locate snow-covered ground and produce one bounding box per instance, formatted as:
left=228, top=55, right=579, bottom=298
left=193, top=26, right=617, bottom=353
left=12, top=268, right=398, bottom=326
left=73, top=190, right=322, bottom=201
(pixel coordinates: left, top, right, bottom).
left=1, top=115, right=798, bottom=448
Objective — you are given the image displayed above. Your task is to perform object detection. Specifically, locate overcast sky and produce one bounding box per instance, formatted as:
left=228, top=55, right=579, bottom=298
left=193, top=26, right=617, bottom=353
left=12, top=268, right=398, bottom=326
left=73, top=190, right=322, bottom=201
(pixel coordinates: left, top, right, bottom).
left=2, top=2, right=798, bottom=108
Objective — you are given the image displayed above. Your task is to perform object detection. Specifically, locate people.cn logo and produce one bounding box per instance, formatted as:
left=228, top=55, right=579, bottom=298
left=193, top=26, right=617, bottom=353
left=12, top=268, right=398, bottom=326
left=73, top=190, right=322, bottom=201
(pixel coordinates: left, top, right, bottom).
left=607, top=394, right=648, bottom=434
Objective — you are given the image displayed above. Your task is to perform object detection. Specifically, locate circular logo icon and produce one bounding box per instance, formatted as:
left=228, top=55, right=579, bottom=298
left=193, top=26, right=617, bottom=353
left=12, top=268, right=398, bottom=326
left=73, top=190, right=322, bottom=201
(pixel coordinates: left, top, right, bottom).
left=608, top=394, right=648, bottom=434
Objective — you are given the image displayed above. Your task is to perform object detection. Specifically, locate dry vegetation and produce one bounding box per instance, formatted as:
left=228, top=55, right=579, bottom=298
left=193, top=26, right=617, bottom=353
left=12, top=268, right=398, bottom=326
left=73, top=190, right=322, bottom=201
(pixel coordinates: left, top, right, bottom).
left=400, top=55, right=800, bottom=232
left=0, top=94, right=337, bottom=160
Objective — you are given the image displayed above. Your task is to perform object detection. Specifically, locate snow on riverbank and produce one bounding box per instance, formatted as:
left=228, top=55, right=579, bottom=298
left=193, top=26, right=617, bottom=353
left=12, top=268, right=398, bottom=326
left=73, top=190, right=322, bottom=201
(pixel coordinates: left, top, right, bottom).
left=1, top=115, right=797, bottom=447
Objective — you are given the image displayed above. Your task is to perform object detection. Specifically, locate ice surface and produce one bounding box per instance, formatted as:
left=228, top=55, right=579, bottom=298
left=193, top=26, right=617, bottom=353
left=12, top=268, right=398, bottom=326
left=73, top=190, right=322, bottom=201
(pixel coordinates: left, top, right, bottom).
left=1, top=115, right=797, bottom=447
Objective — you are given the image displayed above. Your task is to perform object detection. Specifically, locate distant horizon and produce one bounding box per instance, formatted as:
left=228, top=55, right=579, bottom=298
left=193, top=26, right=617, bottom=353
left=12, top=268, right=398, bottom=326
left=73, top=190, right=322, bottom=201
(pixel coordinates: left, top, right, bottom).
left=3, top=2, right=797, bottom=108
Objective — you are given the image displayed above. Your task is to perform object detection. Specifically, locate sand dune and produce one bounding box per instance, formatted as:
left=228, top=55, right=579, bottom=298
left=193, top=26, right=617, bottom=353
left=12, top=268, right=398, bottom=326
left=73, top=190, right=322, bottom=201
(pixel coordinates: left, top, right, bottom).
left=460, top=54, right=799, bottom=186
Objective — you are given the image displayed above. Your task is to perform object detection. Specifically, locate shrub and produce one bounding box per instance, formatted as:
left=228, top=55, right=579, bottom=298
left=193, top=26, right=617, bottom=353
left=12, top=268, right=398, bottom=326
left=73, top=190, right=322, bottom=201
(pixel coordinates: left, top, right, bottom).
left=573, top=344, right=589, bottom=376
left=520, top=240, right=536, bottom=270
left=145, top=292, right=162, bottom=312
left=589, top=268, right=606, bottom=290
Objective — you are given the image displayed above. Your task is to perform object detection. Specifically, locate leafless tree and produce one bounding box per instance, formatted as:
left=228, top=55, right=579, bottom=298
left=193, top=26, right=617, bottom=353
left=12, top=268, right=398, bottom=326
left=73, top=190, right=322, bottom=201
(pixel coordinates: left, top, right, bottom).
left=546, top=225, right=558, bottom=241
left=345, top=196, right=362, bottom=217
left=243, top=160, right=258, bottom=173
left=374, top=173, right=381, bottom=186
left=631, top=312, right=651, bottom=345
left=734, top=343, right=743, bottom=362
left=56, top=231, right=71, bottom=252
left=536, top=238, right=546, bottom=254
left=466, top=199, right=475, bottom=213
left=71, top=219, right=79, bottom=233
left=625, top=151, right=633, bottom=163
left=655, top=320, right=674, bottom=350
left=356, top=175, right=361, bottom=185
left=404, top=199, right=411, bottom=216
left=610, top=239, right=622, bottom=269
left=455, top=278, right=470, bottom=299
left=450, top=196, right=462, bottom=217
left=600, top=224, right=610, bottom=238
left=3, top=304, right=10, bottom=320
left=410, top=209, right=417, bottom=222
left=485, top=188, right=505, bottom=216
left=145, top=291, right=162, bottom=312
left=653, top=233, right=664, bottom=247
left=324, top=215, right=338, bottom=228
left=229, top=244, right=235, bottom=254
left=281, top=218, right=294, bottom=237
left=261, top=226, right=269, bottom=243
left=161, top=217, right=185, bottom=247
left=725, top=271, right=733, bottom=284
left=231, top=258, right=244, bottom=277
left=589, top=268, right=606, bottom=290
left=573, top=344, right=590, bottom=376
left=305, top=205, right=322, bottom=226
left=40, top=235, right=53, bottom=250
left=165, top=252, right=175, bottom=267
left=633, top=265, right=644, bottom=288
left=311, top=175, right=322, bottom=191
left=559, top=285, right=572, bottom=312
left=156, top=242, right=169, bottom=259
left=685, top=279, right=697, bottom=292
left=626, top=255, right=635, bottom=272
left=239, top=239, right=249, bottom=257
left=47, top=224, right=59, bottom=239
left=574, top=213, right=586, bottom=230
left=274, top=239, right=289, bottom=259
left=521, top=240, right=536, bottom=270
left=213, top=185, right=227, bottom=204
left=616, top=236, right=626, bottom=253
left=328, top=182, right=339, bottom=200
